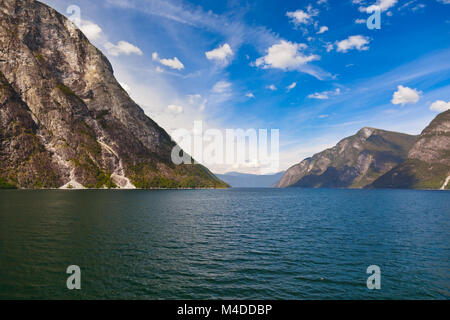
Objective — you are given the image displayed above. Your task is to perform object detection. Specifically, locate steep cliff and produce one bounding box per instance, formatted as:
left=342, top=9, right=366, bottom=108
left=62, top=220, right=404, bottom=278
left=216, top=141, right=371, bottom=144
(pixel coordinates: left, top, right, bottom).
left=0, top=0, right=227, bottom=189
left=370, top=110, right=450, bottom=190
left=276, top=128, right=416, bottom=188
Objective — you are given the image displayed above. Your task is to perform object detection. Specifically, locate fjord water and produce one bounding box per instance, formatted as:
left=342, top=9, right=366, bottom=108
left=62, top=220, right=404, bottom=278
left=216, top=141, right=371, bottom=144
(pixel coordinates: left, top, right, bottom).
left=0, top=189, right=448, bottom=300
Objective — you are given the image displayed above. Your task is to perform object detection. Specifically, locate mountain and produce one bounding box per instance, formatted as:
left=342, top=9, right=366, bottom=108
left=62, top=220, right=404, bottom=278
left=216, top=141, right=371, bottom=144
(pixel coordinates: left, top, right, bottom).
left=276, top=128, right=417, bottom=188
left=215, top=171, right=285, bottom=188
left=370, top=110, right=450, bottom=190
left=0, top=0, right=227, bottom=189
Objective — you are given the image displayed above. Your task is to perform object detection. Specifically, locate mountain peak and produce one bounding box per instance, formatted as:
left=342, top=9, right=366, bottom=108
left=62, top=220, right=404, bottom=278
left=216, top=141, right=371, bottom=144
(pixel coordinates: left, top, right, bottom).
left=0, top=0, right=227, bottom=189
left=357, top=127, right=377, bottom=139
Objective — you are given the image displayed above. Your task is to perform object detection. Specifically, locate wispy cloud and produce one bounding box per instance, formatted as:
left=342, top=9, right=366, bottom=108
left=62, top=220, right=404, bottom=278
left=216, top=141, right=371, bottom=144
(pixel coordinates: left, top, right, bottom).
left=105, top=41, right=143, bottom=56
left=287, top=82, right=297, bottom=91
left=308, top=88, right=341, bottom=99
left=211, top=81, right=232, bottom=93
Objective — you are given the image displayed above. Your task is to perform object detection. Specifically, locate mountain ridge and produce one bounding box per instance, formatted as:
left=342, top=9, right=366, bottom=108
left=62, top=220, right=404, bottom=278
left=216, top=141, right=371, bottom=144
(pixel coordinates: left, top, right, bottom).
left=276, top=127, right=417, bottom=188
left=215, top=171, right=285, bottom=188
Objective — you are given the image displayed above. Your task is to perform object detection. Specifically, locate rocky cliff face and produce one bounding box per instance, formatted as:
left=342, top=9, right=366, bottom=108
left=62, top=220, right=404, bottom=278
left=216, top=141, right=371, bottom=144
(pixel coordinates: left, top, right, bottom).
left=0, top=0, right=227, bottom=189
left=276, top=128, right=417, bottom=188
left=370, top=110, right=450, bottom=190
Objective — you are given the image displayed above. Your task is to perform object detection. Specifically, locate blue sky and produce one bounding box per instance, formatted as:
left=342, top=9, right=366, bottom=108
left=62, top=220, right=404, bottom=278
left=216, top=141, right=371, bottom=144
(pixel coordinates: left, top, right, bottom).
left=42, top=0, right=450, bottom=173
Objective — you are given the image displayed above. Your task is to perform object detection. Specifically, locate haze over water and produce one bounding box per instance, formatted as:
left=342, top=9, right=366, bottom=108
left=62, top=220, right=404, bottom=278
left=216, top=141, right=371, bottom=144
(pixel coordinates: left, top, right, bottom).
left=0, top=189, right=448, bottom=299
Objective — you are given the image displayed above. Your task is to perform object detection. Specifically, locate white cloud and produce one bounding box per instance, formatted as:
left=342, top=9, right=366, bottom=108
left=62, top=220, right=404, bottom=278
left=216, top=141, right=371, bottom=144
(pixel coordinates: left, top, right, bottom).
left=254, top=40, right=320, bottom=71
left=308, top=88, right=341, bottom=100
left=152, top=52, right=184, bottom=70
left=246, top=92, right=255, bottom=98
left=360, top=0, right=398, bottom=12
left=105, top=41, right=143, bottom=56
left=287, top=82, right=297, bottom=91
left=317, top=26, right=328, bottom=34
left=437, top=0, right=450, bottom=4
left=167, top=104, right=184, bottom=114
left=336, top=35, right=370, bottom=53
left=205, top=43, right=233, bottom=65
left=212, top=81, right=232, bottom=93
left=286, top=9, right=314, bottom=25
left=355, top=18, right=366, bottom=24
left=266, top=84, right=277, bottom=91
left=391, top=85, right=421, bottom=105
left=430, top=100, right=450, bottom=112
left=79, top=20, right=103, bottom=40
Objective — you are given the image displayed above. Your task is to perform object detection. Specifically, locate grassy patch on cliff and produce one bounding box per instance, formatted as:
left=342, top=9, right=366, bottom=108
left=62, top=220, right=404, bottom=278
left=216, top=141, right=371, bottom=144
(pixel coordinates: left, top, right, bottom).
left=0, top=178, right=17, bottom=189
left=369, top=159, right=450, bottom=190
left=128, top=162, right=229, bottom=189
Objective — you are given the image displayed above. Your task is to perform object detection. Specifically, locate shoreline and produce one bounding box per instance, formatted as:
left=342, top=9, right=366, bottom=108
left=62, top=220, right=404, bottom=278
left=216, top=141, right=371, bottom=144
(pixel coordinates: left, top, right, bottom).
left=0, top=187, right=448, bottom=191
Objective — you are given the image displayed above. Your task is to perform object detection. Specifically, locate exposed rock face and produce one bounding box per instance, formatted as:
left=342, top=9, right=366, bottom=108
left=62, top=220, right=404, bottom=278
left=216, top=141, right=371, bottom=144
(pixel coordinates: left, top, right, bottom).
left=370, top=110, right=450, bottom=190
left=276, top=128, right=417, bottom=188
left=0, top=0, right=227, bottom=189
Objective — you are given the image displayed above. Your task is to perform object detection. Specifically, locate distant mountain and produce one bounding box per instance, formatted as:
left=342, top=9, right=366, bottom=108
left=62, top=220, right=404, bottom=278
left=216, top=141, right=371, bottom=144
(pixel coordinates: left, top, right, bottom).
left=216, top=171, right=285, bottom=188
left=370, top=110, right=450, bottom=190
left=276, top=128, right=417, bottom=188
left=0, top=0, right=227, bottom=189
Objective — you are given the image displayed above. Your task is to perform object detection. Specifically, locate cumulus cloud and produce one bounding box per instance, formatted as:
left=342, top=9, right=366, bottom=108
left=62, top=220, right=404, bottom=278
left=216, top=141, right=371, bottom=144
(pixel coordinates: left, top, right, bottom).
left=152, top=52, right=184, bottom=70
left=317, top=26, right=328, bottom=34
left=266, top=84, right=277, bottom=91
left=254, top=40, right=320, bottom=71
left=246, top=92, right=255, bottom=98
left=359, top=0, right=398, bottom=12
left=308, top=88, right=341, bottom=100
left=212, top=81, right=232, bottom=93
left=287, top=82, right=297, bottom=91
left=205, top=43, right=233, bottom=65
left=286, top=6, right=319, bottom=26
left=391, top=85, right=421, bottom=105
left=105, top=41, right=143, bottom=56
left=336, top=35, right=370, bottom=53
left=430, top=100, right=450, bottom=112
left=167, top=104, right=184, bottom=114
left=286, top=10, right=312, bottom=25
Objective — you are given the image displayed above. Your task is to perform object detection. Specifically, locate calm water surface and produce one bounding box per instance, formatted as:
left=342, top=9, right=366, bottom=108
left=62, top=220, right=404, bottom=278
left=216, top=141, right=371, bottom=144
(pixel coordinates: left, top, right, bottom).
left=0, top=188, right=449, bottom=299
